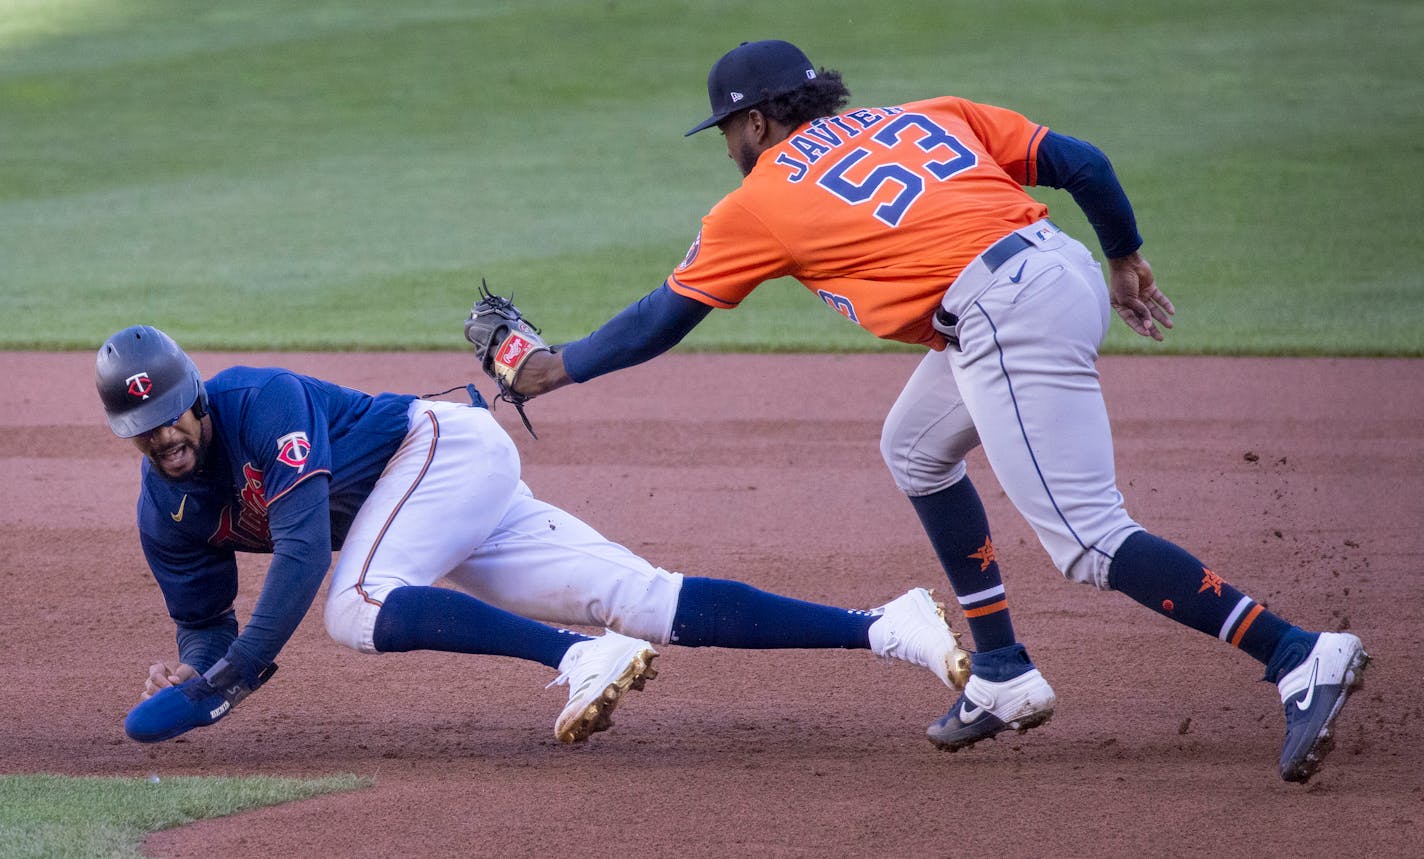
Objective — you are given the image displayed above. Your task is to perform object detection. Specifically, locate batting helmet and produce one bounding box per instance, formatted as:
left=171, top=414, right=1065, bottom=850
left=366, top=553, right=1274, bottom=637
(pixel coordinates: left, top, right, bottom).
left=96, top=325, right=207, bottom=438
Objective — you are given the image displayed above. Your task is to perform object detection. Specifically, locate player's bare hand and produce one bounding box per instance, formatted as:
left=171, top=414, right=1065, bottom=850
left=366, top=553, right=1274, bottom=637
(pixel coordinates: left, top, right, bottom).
left=143, top=661, right=197, bottom=700
left=1108, top=252, right=1174, bottom=341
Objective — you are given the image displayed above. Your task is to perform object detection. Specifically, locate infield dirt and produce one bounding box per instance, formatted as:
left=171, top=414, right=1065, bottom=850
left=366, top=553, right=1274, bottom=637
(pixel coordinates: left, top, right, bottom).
left=2, top=352, right=1421, bottom=857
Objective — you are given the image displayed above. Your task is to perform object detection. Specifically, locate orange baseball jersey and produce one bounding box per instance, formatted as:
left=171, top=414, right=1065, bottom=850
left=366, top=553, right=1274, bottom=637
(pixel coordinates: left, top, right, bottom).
left=667, top=96, right=1051, bottom=349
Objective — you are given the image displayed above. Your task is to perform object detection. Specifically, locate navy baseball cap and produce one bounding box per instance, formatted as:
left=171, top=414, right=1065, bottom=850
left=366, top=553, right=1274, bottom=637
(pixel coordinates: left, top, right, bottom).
left=685, top=40, right=818, bottom=136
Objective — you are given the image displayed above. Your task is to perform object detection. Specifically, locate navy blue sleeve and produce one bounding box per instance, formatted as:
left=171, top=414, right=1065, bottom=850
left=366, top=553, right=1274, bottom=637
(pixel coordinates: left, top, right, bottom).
left=175, top=612, right=238, bottom=672
left=141, top=526, right=240, bottom=673
left=222, top=475, right=333, bottom=683
left=559, top=283, right=714, bottom=383
left=1034, top=130, right=1143, bottom=259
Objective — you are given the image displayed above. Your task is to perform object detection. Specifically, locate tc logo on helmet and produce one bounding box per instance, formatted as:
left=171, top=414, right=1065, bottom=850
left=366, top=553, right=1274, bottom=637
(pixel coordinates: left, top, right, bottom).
left=126, top=372, right=153, bottom=400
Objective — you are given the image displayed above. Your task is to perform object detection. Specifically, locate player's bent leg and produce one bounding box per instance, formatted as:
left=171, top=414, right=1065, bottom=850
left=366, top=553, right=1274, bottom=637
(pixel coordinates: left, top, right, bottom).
left=444, top=484, right=684, bottom=643
left=324, top=400, right=525, bottom=652
left=1107, top=530, right=1372, bottom=782
left=882, top=353, right=1021, bottom=654
left=948, top=236, right=1128, bottom=593
left=448, top=488, right=967, bottom=690
left=880, top=348, right=978, bottom=499
left=324, top=584, right=386, bottom=653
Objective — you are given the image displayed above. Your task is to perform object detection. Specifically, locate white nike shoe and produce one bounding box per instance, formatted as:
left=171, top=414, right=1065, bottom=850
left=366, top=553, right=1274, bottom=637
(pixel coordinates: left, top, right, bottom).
left=549, top=631, right=658, bottom=743
left=926, top=669, right=1056, bottom=752
left=868, top=588, right=971, bottom=689
left=1277, top=631, right=1369, bottom=783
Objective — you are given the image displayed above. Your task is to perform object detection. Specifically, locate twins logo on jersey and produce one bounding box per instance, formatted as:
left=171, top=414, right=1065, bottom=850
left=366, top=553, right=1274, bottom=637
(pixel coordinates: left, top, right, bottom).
left=210, top=462, right=271, bottom=550
left=276, top=431, right=311, bottom=473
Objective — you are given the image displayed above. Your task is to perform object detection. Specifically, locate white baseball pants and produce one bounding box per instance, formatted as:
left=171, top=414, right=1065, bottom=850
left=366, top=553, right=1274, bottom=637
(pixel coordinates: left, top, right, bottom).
left=323, top=400, right=683, bottom=652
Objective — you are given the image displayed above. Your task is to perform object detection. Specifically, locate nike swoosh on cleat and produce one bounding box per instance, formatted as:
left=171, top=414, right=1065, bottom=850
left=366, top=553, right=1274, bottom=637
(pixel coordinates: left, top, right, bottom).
left=957, top=701, right=986, bottom=723
left=1295, top=659, right=1320, bottom=711
left=1008, top=261, right=1028, bottom=283
left=170, top=494, right=188, bottom=523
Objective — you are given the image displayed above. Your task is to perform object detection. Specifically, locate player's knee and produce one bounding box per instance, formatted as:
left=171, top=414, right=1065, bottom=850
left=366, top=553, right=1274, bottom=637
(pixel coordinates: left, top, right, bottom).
left=1053, top=525, right=1142, bottom=590
left=880, top=411, right=974, bottom=496
left=1059, top=552, right=1112, bottom=589
left=598, top=570, right=684, bottom=644
left=880, top=429, right=966, bottom=496
left=323, top=586, right=382, bottom=653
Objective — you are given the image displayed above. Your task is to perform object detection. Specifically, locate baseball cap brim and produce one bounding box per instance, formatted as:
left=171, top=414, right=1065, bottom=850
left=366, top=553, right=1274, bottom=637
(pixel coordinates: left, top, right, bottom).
left=685, top=113, right=728, bottom=137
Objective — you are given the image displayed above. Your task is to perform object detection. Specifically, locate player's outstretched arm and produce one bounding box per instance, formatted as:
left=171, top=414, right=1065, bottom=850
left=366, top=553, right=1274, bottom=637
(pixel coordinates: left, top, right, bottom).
left=523, top=283, right=713, bottom=398
left=478, top=282, right=711, bottom=399
left=1108, top=252, right=1174, bottom=340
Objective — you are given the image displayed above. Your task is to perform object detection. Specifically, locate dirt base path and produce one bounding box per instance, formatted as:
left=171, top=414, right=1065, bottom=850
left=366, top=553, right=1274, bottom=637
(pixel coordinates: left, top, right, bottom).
left=2, top=352, right=1421, bottom=857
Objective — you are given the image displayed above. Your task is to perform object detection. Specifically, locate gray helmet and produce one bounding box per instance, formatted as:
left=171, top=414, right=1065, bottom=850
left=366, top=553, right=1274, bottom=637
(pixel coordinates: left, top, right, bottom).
left=96, top=325, right=207, bottom=438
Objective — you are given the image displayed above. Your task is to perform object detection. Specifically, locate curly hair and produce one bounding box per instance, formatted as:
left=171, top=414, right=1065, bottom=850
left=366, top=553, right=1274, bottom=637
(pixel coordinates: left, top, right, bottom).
left=757, top=69, right=851, bottom=128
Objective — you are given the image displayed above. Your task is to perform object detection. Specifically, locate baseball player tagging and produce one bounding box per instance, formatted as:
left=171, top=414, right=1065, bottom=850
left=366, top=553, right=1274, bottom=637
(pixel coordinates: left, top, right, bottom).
left=493, top=39, right=1368, bottom=783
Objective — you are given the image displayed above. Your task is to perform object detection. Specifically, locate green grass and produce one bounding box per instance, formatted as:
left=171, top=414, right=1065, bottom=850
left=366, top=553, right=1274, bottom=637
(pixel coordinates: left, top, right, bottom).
left=0, top=773, right=369, bottom=858
left=1, top=0, right=1419, bottom=353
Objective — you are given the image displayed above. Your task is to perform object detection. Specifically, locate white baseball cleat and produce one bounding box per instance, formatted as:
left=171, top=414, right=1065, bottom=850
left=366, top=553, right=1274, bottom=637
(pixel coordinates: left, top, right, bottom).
left=549, top=630, right=658, bottom=743
left=1277, top=631, right=1369, bottom=783
left=868, top=587, right=971, bottom=689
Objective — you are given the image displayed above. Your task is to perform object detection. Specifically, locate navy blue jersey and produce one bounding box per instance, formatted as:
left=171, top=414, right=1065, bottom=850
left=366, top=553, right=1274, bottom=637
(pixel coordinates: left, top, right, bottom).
left=135, top=366, right=415, bottom=675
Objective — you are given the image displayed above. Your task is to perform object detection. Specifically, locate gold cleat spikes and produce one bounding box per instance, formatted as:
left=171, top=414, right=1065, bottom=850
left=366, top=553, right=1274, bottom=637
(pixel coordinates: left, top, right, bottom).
left=553, top=635, right=658, bottom=743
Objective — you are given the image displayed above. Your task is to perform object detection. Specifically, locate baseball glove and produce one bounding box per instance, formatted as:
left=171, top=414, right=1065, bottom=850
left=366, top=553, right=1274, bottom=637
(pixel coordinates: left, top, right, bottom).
left=464, top=279, right=551, bottom=437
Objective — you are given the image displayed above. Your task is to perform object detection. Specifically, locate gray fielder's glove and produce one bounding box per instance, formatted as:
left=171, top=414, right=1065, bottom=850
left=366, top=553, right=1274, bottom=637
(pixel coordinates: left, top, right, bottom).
left=464, top=279, right=550, bottom=437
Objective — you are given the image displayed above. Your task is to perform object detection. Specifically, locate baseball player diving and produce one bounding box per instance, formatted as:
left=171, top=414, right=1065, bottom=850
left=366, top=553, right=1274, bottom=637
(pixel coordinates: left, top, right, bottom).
left=469, top=39, right=1368, bottom=782
left=99, top=325, right=967, bottom=746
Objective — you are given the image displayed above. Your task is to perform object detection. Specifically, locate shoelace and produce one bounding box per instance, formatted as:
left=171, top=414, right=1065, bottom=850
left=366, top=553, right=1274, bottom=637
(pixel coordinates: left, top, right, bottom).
left=546, top=643, right=588, bottom=691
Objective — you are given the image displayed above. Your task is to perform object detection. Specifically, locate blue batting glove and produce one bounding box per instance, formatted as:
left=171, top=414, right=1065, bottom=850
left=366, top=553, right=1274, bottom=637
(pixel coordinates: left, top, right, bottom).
left=123, top=658, right=278, bottom=743
left=124, top=676, right=232, bottom=743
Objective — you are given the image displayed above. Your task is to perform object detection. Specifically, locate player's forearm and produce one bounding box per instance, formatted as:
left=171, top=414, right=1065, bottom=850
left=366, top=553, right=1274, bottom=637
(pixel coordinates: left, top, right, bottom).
left=555, top=283, right=713, bottom=385
left=511, top=349, right=575, bottom=397
left=223, top=480, right=332, bottom=678
left=174, top=612, right=238, bottom=674
left=1034, top=131, right=1142, bottom=259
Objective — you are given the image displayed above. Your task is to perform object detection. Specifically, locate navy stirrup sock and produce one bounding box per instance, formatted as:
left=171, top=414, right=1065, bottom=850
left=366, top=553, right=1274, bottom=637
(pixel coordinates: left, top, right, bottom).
left=1108, top=530, right=1295, bottom=668
left=372, top=586, right=586, bottom=668
left=970, top=643, right=1036, bottom=682
left=908, top=478, right=1017, bottom=652
left=670, top=577, right=874, bottom=649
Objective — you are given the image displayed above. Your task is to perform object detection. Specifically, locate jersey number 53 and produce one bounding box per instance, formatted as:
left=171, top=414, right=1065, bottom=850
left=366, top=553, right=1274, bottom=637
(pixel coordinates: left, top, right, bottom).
left=814, top=114, right=978, bottom=228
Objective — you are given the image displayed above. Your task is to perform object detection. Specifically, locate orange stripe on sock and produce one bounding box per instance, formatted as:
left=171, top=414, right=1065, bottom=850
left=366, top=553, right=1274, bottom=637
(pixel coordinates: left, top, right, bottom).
left=963, top=599, right=1008, bottom=618
left=1230, top=604, right=1264, bottom=647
